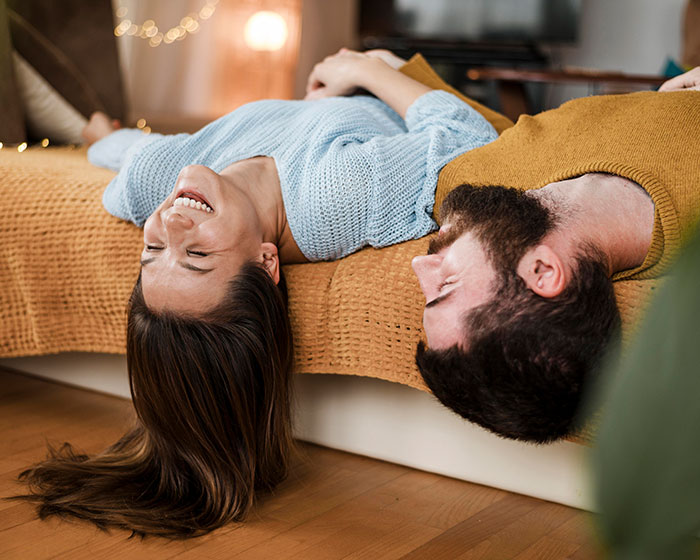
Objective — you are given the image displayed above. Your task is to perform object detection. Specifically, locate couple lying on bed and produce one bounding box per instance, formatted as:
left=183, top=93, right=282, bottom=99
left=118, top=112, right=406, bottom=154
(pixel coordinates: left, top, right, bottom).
left=20, top=52, right=700, bottom=537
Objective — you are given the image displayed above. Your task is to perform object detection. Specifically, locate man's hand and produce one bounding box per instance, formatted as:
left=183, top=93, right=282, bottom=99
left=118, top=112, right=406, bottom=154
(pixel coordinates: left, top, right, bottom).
left=659, top=67, right=700, bottom=92
left=81, top=111, right=121, bottom=145
left=305, top=48, right=379, bottom=100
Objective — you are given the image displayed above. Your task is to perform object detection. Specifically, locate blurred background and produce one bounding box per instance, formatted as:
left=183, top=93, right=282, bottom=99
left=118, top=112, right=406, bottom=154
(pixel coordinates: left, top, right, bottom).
left=1, top=0, right=697, bottom=141
left=112, top=0, right=692, bottom=126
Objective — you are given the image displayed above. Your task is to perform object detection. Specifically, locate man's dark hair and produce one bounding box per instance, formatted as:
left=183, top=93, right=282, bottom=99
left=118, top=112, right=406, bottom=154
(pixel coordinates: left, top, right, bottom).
left=417, top=185, right=621, bottom=443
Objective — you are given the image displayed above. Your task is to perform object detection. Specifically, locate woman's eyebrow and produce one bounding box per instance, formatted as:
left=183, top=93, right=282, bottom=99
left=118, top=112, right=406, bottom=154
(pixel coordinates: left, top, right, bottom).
left=179, top=262, right=214, bottom=273
left=140, top=256, right=214, bottom=274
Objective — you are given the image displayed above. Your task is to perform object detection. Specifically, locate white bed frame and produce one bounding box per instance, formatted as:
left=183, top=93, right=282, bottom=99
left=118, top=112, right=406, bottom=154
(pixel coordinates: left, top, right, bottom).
left=1, top=353, right=593, bottom=511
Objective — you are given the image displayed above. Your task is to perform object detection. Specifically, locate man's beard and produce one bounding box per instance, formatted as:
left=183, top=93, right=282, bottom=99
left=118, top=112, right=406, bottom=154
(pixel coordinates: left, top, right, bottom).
left=429, top=184, right=555, bottom=277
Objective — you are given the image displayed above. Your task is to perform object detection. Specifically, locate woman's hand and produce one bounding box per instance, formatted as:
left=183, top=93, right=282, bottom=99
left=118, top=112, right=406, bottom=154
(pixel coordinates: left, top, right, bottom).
left=82, top=111, right=121, bottom=145
left=305, top=48, right=382, bottom=100
left=305, top=47, right=430, bottom=118
left=363, top=49, right=406, bottom=70
left=659, top=67, right=700, bottom=92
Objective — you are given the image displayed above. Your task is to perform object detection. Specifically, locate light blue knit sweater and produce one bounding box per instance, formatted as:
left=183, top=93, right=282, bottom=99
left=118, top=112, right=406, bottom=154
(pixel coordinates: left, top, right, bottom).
left=89, top=91, right=497, bottom=261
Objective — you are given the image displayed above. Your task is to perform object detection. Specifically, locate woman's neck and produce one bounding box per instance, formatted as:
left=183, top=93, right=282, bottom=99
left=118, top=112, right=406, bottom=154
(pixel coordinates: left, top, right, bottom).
left=220, top=157, right=308, bottom=263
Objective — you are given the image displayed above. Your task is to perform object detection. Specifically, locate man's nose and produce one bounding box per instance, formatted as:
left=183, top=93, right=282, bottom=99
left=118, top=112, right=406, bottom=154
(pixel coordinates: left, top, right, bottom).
left=411, top=254, right=443, bottom=300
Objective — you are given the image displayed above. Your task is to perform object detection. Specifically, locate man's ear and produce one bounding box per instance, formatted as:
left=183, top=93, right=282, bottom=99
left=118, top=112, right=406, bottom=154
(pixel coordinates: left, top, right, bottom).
left=517, top=245, right=568, bottom=298
left=259, top=242, right=280, bottom=285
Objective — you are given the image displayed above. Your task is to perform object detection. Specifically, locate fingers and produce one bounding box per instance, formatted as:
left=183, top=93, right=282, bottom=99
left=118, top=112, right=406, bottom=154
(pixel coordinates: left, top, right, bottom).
left=659, top=67, right=700, bottom=92
left=82, top=111, right=117, bottom=145
left=306, top=63, right=323, bottom=95
left=659, top=73, right=687, bottom=92
left=304, top=87, right=327, bottom=101
left=363, top=49, right=406, bottom=70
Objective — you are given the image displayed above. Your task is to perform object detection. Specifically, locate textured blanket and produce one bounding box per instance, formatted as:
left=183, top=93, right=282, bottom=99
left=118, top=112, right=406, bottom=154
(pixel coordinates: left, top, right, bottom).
left=0, top=147, right=661, bottom=442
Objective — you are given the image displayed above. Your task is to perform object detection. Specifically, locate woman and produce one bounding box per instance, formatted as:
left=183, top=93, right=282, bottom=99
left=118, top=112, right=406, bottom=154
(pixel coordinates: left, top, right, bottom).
left=18, top=49, right=498, bottom=538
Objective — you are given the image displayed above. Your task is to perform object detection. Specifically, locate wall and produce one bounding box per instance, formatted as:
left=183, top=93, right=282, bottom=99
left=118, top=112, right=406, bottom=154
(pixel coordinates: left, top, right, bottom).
left=114, top=0, right=302, bottom=123
left=292, top=0, right=687, bottom=108
left=293, top=0, right=358, bottom=99
left=545, top=0, right=686, bottom=107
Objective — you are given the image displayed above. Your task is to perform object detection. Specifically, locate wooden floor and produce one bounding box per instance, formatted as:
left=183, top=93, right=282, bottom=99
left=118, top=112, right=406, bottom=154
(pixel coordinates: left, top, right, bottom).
left=0, top=367, right=602, bottom=559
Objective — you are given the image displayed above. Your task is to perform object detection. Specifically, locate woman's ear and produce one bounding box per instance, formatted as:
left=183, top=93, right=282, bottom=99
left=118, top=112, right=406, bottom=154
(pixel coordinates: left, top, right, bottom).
left=259, top=242, right=280, bottom=285
left=516, top=244, right=568, bottom=298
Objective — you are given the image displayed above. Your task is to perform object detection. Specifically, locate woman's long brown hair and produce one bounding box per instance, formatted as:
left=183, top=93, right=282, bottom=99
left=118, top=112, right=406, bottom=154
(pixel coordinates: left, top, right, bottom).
left=15, top=262, right=294, bottom=538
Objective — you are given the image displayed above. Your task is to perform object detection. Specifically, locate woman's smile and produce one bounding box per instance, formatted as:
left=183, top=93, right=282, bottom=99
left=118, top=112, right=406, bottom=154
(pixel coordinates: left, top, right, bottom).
left=173, top=195, right=214, bottom=213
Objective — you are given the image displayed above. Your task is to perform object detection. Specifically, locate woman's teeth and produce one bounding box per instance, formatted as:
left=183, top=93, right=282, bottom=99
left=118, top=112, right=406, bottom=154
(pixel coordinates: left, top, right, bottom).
left=174, top=196, right=213, bottom=213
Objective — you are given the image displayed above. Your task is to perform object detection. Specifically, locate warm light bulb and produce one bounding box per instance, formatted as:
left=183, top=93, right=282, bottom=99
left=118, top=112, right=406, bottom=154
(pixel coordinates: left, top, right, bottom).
left=244, top=11, right=288, bottom=51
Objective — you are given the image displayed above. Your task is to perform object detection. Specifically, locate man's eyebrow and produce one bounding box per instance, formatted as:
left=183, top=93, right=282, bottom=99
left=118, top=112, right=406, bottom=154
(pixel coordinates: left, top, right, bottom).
left=425, top=290, right=456, bottom=309
left=179, top=262, right=214, bottom=274
left=140, top=257, right=214, bottom=274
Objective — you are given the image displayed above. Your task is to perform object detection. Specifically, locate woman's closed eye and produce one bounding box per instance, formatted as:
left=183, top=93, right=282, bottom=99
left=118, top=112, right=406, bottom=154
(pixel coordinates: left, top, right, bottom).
left=144, top=246, right=208, bottom=257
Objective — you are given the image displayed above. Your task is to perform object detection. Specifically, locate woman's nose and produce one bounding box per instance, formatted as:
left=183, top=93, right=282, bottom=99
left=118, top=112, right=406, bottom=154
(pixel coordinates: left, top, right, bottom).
left=411, top=254, right=443, bottom=301
left=163, top=210, right=195, bottom=244
left=164, top=210, right=195, bottom=230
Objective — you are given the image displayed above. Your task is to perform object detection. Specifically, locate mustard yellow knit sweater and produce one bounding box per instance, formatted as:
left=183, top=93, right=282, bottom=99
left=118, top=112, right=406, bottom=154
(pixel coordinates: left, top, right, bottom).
left=401, top=55, right=700, bottom=281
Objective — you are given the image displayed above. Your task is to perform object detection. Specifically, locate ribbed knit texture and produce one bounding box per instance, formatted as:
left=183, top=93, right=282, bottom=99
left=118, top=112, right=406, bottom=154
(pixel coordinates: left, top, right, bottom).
left=89, top=91, right=498, bottom=261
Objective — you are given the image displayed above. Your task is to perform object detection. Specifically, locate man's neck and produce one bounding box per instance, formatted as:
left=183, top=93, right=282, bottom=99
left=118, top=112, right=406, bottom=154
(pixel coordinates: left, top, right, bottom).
left=531, top=173, right=655, bottom=275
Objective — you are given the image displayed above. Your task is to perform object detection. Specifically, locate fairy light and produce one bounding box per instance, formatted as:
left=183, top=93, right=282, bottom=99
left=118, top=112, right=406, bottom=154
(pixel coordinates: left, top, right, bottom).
left=41, top=138, right=50, bottom=148
left=17, top=142, right=27, bottom=153
left=136, top=118, right=147, bottom=129
left=114, top=0, right=218, bottom=47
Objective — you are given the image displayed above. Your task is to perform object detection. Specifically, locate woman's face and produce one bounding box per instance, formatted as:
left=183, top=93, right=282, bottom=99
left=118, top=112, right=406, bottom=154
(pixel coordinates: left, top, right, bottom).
left=141, top=165, right=265, bottom=315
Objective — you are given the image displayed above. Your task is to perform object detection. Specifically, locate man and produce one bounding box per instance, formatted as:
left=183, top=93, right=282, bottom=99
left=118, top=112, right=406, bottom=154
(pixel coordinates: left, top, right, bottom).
left=405, top=62, right=700, bottom=442
left=308, top=52, right=700, bottom=443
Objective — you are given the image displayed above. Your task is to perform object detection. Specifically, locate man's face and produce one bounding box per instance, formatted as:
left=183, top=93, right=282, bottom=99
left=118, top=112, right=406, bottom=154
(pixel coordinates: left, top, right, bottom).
left=412, top=185, right=554, bottom=350
left=412, top=227, right=497, bottom=350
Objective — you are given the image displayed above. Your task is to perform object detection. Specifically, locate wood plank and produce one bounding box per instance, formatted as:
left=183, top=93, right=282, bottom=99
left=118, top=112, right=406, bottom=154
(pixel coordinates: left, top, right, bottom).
left=0, top=367, right=599, bottom=559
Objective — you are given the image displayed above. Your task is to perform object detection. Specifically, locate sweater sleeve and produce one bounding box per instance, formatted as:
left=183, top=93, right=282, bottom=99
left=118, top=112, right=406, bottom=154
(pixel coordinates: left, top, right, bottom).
left=99, top=130, right=190, bottom=226
left=87, top=128, right=165, bottom=172
left=399, top=53, right=514, bottom=134
left=304, top=90, right=498, bottom=260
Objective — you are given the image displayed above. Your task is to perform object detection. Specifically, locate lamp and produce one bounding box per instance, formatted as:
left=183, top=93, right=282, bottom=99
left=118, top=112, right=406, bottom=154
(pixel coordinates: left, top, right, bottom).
left=244, top=11, right=288, bottom=52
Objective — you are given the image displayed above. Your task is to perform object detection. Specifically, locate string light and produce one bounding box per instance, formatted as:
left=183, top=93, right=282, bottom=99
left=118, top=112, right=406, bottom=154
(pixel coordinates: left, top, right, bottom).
left=114, top=0, right=218, bottom=47
left=2, top=138, right=58, bottom=151
left=135, top=118, right=151, bottom=134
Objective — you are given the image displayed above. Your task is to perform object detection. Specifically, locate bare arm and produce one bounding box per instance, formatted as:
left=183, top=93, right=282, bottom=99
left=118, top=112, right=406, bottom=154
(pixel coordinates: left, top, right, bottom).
left=305, top=49, right=432, bottom=118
